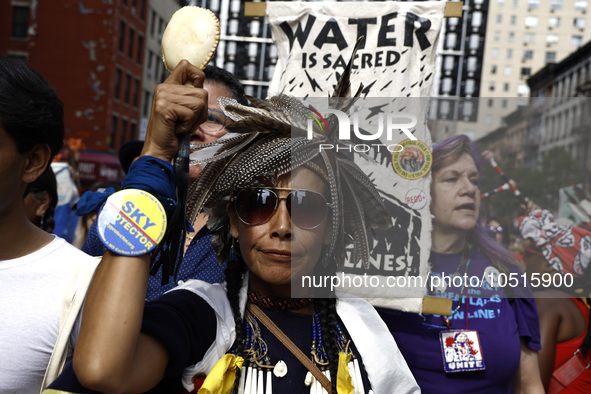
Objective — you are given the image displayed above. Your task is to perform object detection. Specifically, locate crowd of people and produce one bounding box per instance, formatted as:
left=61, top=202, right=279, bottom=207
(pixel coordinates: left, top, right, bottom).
left=1, top=53, right=591, bottom=394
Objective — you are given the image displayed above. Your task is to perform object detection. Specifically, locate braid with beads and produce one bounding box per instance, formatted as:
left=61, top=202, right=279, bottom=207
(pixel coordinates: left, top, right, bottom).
left=317, top=297, right=339, bottom=394
left=224, top=244, right=247, bottom=393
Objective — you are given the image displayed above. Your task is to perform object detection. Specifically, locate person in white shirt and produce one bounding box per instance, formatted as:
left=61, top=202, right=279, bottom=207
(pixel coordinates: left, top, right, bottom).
left=0, top=57, right=98, bottom=393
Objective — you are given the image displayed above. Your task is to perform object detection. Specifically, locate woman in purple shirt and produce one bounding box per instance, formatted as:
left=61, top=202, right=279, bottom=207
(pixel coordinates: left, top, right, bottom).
left=378, top=135, right=544, bottom=393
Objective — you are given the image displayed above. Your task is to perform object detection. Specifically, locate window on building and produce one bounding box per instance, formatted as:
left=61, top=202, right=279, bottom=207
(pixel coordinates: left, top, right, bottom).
left=472, top=12, right=483, bottom=27
left=524, top=32, right=535, bottom=44
left=525, top=16, right=538, bottom=27
left=442, top=78, right=453, bottom=93
left=488, top=98, right=494, bottom=107
left=513, top=0, right=519, bottom=7
left=510, top=15, right=517, bottom=25
left=210, top=0, right=220, bottom=11
left=548, top=17, right=560, bottom=28
left=229, top=19, right=239, bottom=34
left=115, top=68, right=122, bottom=100
left=110, top=115, right=119, bottom=150
left=140, top=0, right=146, bottom=20
left=575, top=1, right=588, bottom=11
left=528, top=0, right=540, bottom=9
left=546, top=34, right=559, bottom=44
left=521, top=67, right=532, bottom=77
left=154, top=58, right=160, bottom=81
left=130, top=122, right=137, bottom=141
left=492, top=48, right=499, bottom=59
left=497, top=14, right=503, bottom=23
left=119, top=20, right=126, bottom=52
left=143, top=90, right=151, bottom=116
left=133, top=78, right=140, bottom=107
left=494, top=31, right=501, bottom=41
left=469, top=34, right=480, bottom=49
left=150, top=10, right=156, bottom=36
left=491, top=65, right=498, bottom=74
left=463, top=101, right=474, bottom=118
left=523, top=50, right=534, bottom=60
left=124, top=73, right=131, bottom=103
left=448, top=17, right=460, bottom=28
left=509, top=32, right=515, bottom=42
left=136, top=35, right=143, bottom=63
left=230, top=0, right=241, bottom=13
left=467, top=57, right=477, bottom=72
left=504, top=82, right=510, bottom=91
left=505, top=66, right=512, bottom=76
left=11, top=5, right=30, bottom=38
left=120, top=119, right=128, bottom=147
left=131, top=0, right=137, bottom=14
left=572, top=35, right=583, bottom=46
left=507, top=48, right=513, bottom=59
left=128, top=28, right=135, bottom=59
left=498, top=0, right=505, bottom=6
left=158, top=17, right=164, bottom=36
left=490, top=82, right=496, bottom=91
left=574, top=18, right=586, bottom=29
left=444, top=56, right=455, bottom=71
left=551, top=0, right=563, bottom=10
left=446, top=33, right=457, bottom=48
left=440, top=101, right=451, bottom=116
left=465, top=79, right=475, bottom=95
left=546, top=51, right=557, bottom=62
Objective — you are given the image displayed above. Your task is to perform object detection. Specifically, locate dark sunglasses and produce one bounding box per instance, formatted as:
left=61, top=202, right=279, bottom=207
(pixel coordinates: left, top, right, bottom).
left=232, top=187, right=331, bottom=229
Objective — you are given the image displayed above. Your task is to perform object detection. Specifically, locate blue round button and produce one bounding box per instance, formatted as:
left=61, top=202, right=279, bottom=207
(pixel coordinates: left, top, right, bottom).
left=97, top=189, right=167, bottom=256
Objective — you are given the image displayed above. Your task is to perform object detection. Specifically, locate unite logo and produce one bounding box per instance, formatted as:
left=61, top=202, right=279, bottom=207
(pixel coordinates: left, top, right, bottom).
left=305, top=107, right=418, bottom=153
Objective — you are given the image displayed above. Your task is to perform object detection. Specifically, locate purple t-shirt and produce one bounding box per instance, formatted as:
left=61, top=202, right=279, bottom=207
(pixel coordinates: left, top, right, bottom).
left=377, top=246, right=541, bottom=394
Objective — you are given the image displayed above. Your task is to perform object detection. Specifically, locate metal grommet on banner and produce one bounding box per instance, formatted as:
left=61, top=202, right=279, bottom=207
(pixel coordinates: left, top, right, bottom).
left=97, top=189, right=167, bottom=256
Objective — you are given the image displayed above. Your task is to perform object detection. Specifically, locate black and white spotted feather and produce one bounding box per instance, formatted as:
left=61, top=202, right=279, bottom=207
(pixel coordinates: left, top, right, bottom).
left=186, top=37, right=391, bottom=269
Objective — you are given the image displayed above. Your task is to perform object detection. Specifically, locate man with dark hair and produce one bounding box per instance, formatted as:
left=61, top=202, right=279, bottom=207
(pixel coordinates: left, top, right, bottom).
left=78, top=64, right=245, bottom=300
left=0, top=57, right=98, bottom=392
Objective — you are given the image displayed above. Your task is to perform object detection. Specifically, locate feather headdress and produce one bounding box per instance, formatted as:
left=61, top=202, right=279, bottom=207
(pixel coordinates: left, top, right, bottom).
left=187, top=37, right=391, bottom=269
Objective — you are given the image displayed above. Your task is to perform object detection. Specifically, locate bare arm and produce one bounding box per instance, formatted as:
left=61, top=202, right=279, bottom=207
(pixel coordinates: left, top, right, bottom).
left=73, top=253, right=168, bottom=393
left=513, top=339, right=545, bottom=394
left=535, top=297, right=561, bottom=390
left=72, top=60, right=207, bottom=393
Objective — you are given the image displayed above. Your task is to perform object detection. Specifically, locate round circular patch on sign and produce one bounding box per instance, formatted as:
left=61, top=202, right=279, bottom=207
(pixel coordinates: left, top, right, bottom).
left=391, top=139, right=432, bottom=180
left=405, top=188, right=428, bottom=210
left=484, top=266, right=501, bottom=288
left=96, top=189, right=167, bottom=256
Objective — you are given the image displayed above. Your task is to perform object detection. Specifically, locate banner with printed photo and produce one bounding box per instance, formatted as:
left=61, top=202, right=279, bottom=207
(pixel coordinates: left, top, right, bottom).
left=268, top=2, right=446, bottom=309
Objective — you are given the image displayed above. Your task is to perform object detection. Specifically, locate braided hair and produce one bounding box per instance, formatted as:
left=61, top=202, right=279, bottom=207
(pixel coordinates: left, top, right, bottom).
left=187, top=42, right=391, bottom=392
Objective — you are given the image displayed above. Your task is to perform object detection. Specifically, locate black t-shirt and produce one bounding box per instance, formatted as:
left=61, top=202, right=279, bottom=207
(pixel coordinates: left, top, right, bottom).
left=142, top=289, right=371, bottom=393
left=48, top=289, right=371, bottom=393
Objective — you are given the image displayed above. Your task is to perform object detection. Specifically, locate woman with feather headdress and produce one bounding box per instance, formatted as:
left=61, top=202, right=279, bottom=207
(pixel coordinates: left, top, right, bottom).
left=46, top=55, right=419, bottom=394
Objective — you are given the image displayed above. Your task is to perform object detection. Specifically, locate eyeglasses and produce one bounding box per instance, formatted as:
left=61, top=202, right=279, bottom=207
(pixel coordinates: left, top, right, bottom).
left=488, top=225, right=503, bottom=234
left=199, top=109, right=229, bottom=133
left=231, top=187, right=331, bottom=229
left=486, top=225, right=504, bottom=238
